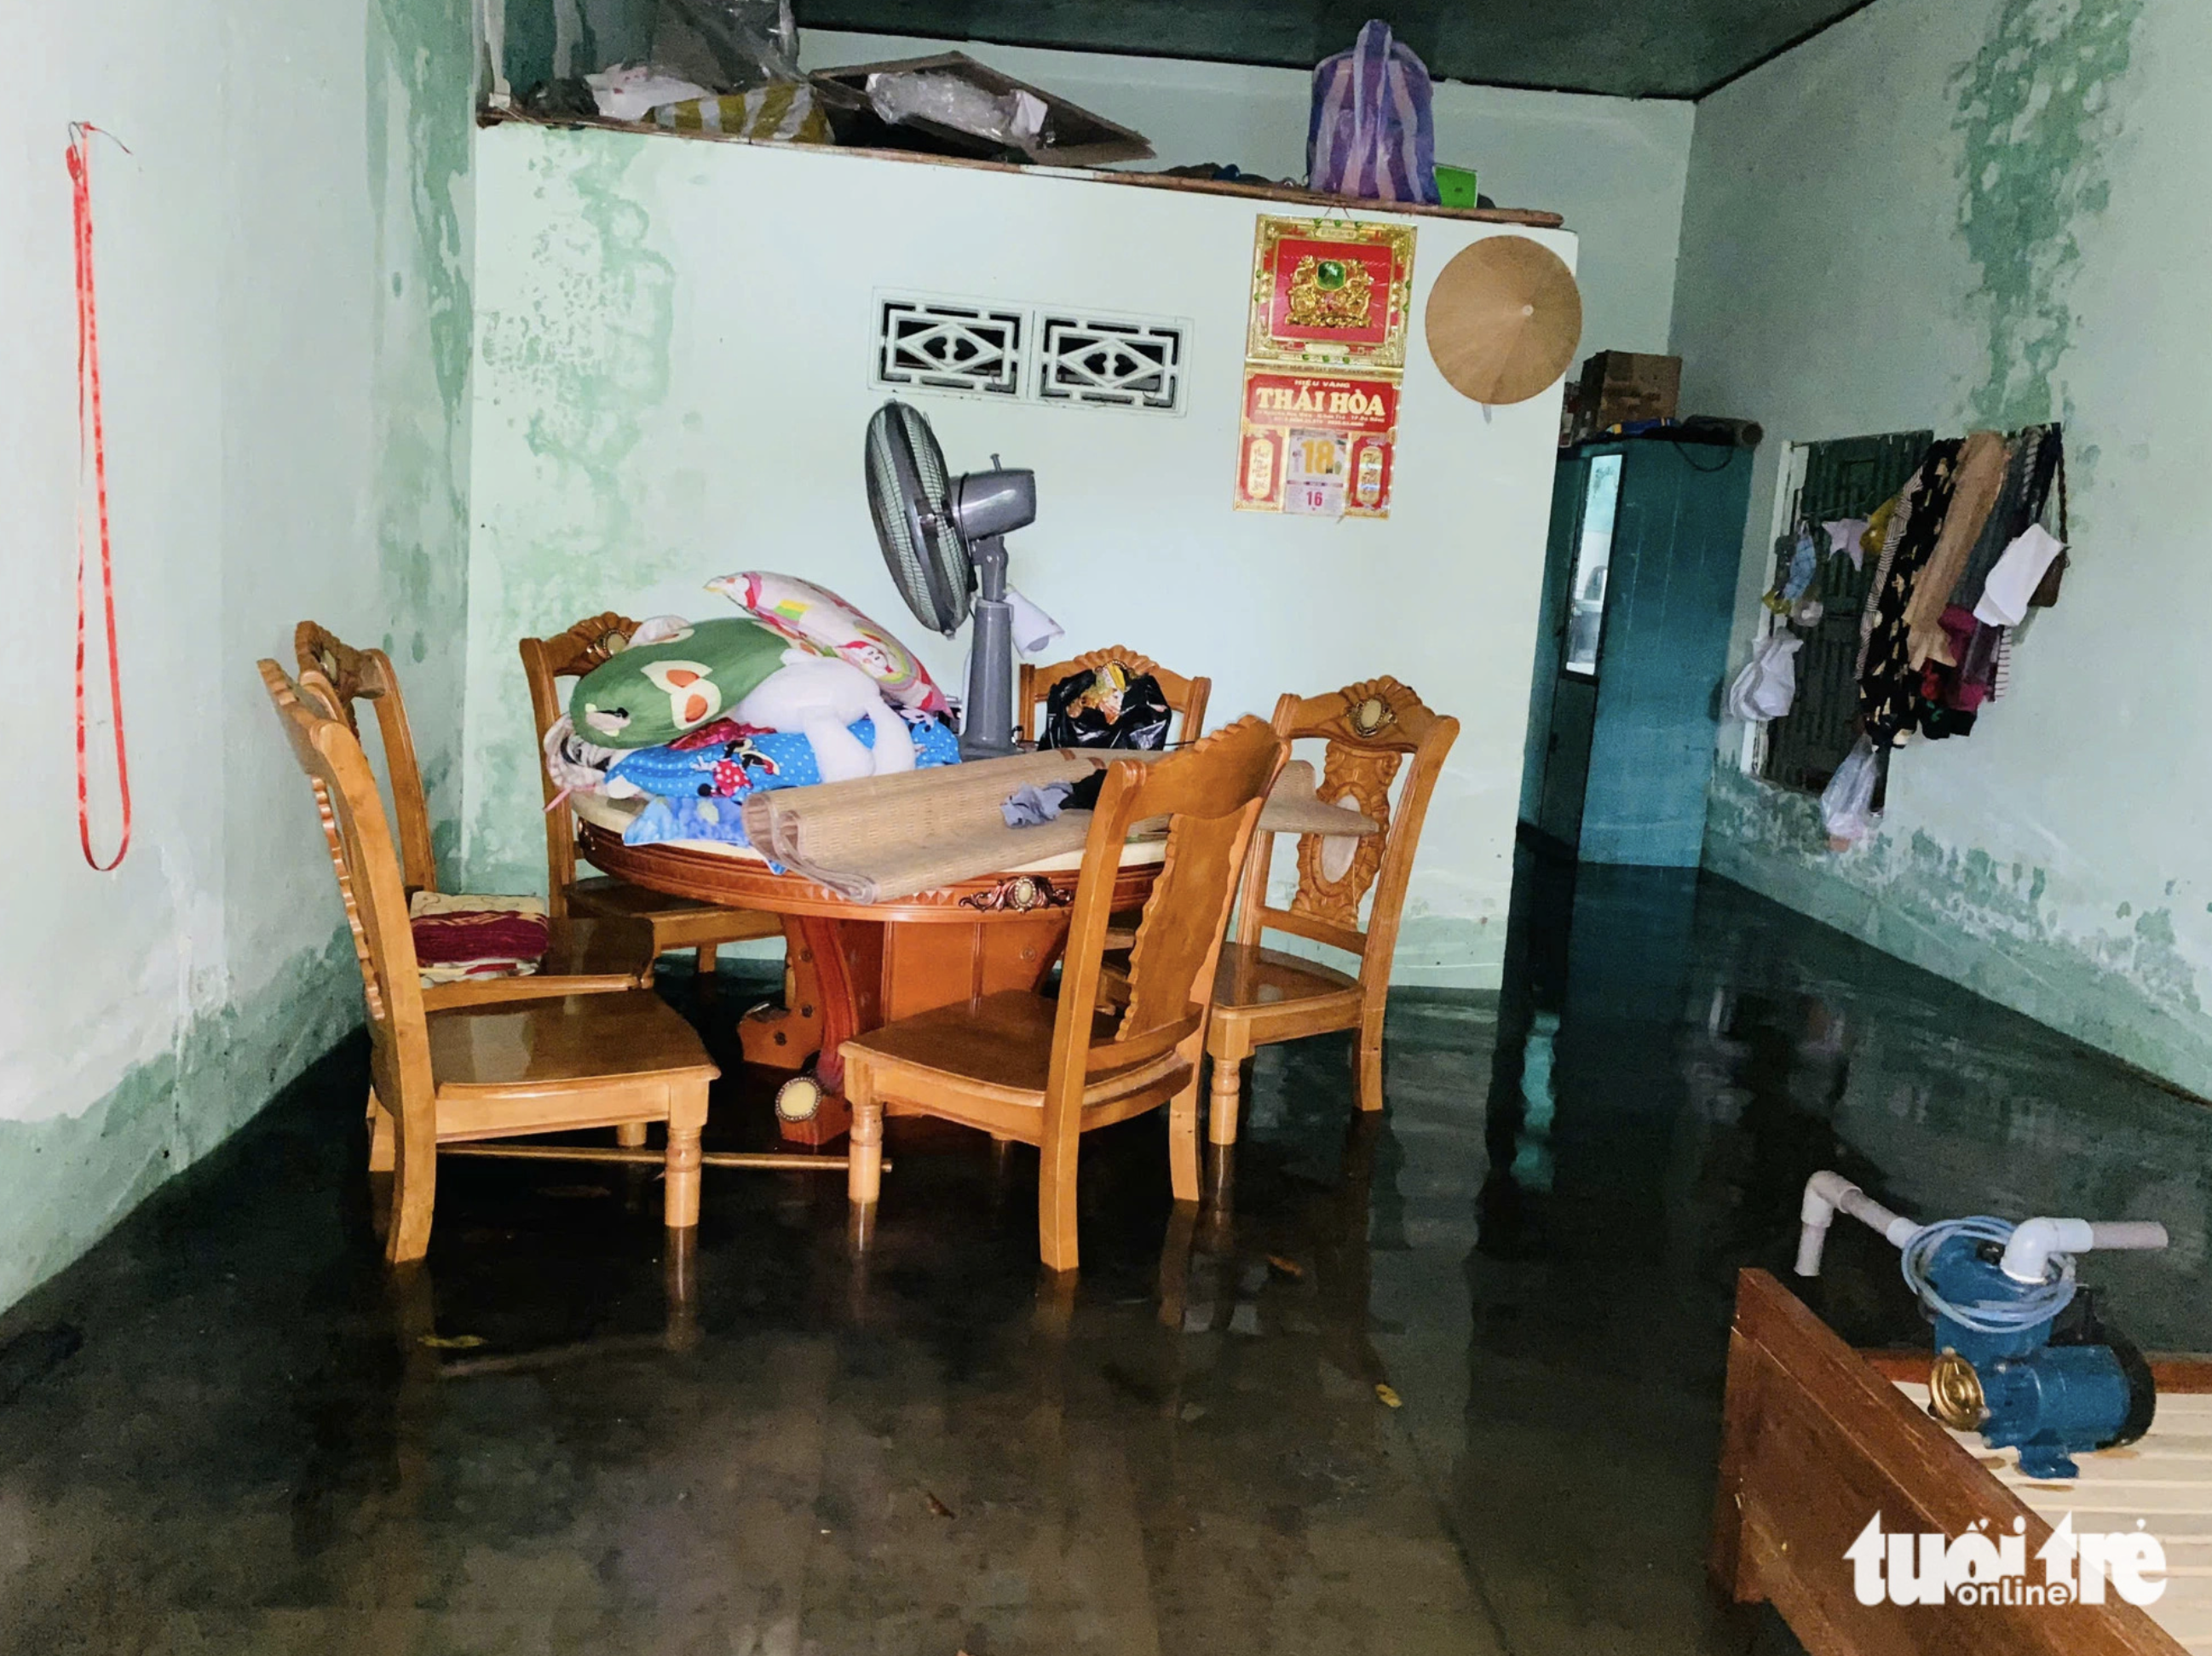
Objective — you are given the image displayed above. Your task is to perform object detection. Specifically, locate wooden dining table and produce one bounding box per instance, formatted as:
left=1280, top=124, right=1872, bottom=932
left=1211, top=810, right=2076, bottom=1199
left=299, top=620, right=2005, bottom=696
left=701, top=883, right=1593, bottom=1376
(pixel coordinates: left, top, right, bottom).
left=579, top=818, right=1166, bottom=1144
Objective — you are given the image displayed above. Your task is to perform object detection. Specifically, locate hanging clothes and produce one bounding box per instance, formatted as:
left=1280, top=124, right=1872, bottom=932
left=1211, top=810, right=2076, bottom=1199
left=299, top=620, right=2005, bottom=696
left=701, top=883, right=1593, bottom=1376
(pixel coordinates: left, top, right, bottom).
left=1858, top=440, right=1962, bottom=745
left=1951, top=613, right=2004, bottom=710
left=1857, top=476, right=1927, bottom=678
left=1903, top=429, right=2009, bottom=670
left=1954, top=424, right=2062, bottom=599
left=1910, top=606, right=1985, bottom=739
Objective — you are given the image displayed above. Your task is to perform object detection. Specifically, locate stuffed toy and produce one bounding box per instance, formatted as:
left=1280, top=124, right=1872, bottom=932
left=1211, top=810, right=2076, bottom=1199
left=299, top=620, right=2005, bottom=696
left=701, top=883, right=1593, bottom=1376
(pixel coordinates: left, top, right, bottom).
left=567, top=617, right=791, bottom=748
left=733, top=649, right=916, bottom=782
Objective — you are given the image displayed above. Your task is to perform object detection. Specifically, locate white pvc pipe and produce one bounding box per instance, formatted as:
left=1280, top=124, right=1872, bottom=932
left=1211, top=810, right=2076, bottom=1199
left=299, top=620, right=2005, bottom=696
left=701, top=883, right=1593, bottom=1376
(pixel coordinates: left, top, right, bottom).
left=2001, top=1217, right=2169, bottom=1284
left=1796, top=1171, right=1919, bottom=1277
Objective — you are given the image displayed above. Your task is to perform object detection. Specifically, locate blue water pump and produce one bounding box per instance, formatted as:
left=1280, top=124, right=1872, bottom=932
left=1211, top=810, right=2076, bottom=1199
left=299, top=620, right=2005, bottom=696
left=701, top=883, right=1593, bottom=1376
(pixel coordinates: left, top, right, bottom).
left=1796, top=1174, right=2166, bottom=1479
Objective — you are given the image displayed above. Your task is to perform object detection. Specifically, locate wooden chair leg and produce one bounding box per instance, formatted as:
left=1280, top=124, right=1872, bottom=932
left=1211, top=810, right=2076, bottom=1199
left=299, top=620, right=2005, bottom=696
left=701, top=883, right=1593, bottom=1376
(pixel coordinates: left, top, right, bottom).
left=385, top=1104, right=437, bottom=1267
left=694, top=944, right=717, bottom=978
left=1356, top=1001, right=1386, bottom=1113
left=1167, top=1076, right=1201, bottom=1204
left=1208, top=1055, right=1243, bottom=1146
left=1038, top=1116, right=1081, bottom=1274
left=663, top=1122, right=703, bottom=1230
left=847, top=1095, right=884, bottom=1207
left=1355, top=1039, right=1385, bottom=1113
left=366, top=1090, right=396, bottom=1173
left=663, top=1227, right=700, bottom=1353
left=614, top=1122, right=649, bottom=1148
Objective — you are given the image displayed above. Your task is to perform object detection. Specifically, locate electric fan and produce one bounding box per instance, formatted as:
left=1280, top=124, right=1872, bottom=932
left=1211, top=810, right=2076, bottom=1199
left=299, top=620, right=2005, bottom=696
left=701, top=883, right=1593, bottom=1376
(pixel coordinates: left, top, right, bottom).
left=863, top=400, right=1036, bottom=760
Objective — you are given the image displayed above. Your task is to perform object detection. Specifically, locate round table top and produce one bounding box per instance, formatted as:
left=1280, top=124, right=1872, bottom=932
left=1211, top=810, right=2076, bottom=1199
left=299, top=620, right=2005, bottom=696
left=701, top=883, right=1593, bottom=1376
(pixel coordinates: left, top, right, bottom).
left=579, top=819, right=1165, bottom=924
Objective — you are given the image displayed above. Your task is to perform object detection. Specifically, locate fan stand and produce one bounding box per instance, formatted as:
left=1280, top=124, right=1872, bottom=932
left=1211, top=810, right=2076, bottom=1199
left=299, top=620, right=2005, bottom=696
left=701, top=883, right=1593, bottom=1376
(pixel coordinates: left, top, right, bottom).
left=961, top=535, right=1017, bottom=760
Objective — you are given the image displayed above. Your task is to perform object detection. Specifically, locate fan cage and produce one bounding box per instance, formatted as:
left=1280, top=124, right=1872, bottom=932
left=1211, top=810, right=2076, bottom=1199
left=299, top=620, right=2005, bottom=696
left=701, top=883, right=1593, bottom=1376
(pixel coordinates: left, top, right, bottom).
left=864, top=404, right=971, bottom=635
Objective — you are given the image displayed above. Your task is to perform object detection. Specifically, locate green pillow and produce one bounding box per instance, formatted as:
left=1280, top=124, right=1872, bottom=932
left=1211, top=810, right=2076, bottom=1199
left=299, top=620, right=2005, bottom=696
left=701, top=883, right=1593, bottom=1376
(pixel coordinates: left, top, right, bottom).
left=568, top=618, right=793, bottom=749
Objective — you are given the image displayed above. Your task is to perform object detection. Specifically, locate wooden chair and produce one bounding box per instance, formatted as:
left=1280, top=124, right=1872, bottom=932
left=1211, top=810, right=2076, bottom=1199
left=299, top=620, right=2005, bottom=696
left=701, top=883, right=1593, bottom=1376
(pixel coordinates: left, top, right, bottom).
left=840, top=716, right=1287, bottom=1273
left=1204, top=676, right=1459, bottom=1144
left=293, top=622, right=656, bottom=1009
left=519, top=612, right=784, bottom=978
left=260, top=659, right=718, bottom=1265
left=1017, top=646, right=1213, bottom=747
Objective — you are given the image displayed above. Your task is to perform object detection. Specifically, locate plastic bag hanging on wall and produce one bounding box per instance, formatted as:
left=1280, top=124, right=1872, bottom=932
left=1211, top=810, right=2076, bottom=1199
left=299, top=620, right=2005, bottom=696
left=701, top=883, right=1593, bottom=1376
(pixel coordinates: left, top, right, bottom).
left=1820, top=737, right=1881, bottom=849
left=1725, top=633, right=1804, bottom=723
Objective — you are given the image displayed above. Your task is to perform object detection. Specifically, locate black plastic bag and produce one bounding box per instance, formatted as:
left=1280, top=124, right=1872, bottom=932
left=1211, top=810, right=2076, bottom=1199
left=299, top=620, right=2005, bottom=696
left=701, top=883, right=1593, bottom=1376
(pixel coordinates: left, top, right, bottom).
left=1042, top=664, right=1172, bottom=752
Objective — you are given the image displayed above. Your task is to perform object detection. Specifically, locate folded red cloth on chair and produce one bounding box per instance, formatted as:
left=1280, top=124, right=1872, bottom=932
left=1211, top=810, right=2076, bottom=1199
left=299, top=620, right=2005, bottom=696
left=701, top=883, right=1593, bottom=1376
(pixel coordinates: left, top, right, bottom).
left=409, top=909, right=550, bottom=977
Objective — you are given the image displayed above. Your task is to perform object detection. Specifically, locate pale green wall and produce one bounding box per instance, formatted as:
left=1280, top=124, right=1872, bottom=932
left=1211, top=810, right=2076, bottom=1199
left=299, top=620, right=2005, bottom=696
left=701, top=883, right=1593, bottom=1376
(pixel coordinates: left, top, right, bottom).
left=0, top=0, right=475, bottom=1313
left=456, top=124, right=1574, bottom=986
left=1674, top=0, right=2212, bottom=1095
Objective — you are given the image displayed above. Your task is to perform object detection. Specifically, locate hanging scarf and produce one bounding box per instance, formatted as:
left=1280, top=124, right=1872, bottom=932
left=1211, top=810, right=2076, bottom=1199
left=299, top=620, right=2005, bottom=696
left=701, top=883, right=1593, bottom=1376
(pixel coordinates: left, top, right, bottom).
left=1858, top=440, right=1962, bottom=746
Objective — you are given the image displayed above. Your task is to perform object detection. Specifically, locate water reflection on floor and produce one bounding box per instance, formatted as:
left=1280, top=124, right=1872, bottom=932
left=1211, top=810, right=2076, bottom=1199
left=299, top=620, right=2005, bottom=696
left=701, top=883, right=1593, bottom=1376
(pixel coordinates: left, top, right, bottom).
left=3, top=852, right=2210, bottom=1653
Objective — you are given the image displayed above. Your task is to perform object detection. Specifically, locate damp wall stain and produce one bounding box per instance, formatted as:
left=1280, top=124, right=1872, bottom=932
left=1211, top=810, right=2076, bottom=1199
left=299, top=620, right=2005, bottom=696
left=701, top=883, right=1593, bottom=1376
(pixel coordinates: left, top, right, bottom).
left=1685, top=0, right=2206, bottom=1097
left=1952, top=0, right=2145, bottom=437
left=5, top=0, right=476, bottom=1321
left=0, top=930, right=359, bottom=1312
left=458, top=130, right=683, bottom=893
left=368, top=0, right=476, bottom=854
left=1704, top=765, right=2212, bottom=1100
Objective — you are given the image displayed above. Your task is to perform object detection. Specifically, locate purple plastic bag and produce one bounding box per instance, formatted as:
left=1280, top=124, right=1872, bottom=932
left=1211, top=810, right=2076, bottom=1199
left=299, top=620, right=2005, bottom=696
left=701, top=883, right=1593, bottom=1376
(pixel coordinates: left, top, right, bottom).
left=1307, top=20, right=1439, bottom=205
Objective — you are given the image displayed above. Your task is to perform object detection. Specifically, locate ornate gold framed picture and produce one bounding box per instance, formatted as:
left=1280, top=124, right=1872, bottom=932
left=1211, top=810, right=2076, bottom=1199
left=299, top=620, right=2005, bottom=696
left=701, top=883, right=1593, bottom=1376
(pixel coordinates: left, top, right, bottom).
left=1246, top=216, right=1418, bottom=370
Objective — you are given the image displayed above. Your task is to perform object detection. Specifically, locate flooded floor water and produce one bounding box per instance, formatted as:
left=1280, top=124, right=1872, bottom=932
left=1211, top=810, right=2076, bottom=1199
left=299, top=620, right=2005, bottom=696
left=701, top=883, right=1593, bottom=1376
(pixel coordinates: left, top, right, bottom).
left=5, top=852, right=2212, bottom=1654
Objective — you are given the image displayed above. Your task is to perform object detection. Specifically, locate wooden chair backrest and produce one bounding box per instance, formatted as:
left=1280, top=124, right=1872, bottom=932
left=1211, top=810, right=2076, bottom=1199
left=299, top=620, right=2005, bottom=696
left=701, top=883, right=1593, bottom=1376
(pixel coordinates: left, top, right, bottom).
left=1232, top=676, right=1460, bottom=996
left=294, top=622, right=439, bottom=895
left=1055, top=717, right=1286, bottom=1095
left=259, top=659, right=434, bottom=1129
left=1017, top=646, right=1213, bottom=746
left=518, top=612, right=643, bottom=907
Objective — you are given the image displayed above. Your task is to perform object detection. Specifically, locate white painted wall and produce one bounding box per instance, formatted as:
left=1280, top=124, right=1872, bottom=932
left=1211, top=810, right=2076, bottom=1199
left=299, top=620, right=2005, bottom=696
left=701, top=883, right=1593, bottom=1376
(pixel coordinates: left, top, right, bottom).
left=458, top=124, right=1575, bottom=986
left=803, top=30, right=1691, bottom=364
left=1673, top=0, right=2212, bottom=1095
left=0, top=0, right=473, bottom=1312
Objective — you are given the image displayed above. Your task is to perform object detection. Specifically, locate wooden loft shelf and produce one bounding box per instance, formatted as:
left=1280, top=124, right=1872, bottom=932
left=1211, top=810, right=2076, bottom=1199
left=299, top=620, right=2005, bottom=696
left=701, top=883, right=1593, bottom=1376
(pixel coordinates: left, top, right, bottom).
left=477, top=106, right=1568, bottom=230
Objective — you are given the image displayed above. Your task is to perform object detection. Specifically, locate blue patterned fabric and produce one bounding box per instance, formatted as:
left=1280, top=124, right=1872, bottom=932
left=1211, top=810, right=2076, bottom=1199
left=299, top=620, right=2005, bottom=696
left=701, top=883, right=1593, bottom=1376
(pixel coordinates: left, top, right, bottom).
left=615, top=714, right=959, bottom=850
left=622, top=793, right=771, bottom=852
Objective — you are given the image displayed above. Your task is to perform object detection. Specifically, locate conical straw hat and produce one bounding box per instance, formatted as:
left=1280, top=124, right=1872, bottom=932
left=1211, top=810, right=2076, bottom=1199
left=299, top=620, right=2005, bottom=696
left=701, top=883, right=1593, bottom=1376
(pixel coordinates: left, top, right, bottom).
left=1423, top=235, right=1583, bottom=405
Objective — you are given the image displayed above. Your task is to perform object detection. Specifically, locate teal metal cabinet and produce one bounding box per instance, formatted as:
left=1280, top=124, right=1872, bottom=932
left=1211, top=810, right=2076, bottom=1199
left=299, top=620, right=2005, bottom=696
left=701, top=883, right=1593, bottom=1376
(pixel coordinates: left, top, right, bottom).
left=1519, top=440, right=1754, bottom=866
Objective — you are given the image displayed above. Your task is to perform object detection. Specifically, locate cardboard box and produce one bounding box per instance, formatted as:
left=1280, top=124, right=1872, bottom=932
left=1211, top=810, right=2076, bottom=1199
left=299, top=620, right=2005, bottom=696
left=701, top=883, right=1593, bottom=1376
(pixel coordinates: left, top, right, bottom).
left=1578, top=351, right=1681, bottom=428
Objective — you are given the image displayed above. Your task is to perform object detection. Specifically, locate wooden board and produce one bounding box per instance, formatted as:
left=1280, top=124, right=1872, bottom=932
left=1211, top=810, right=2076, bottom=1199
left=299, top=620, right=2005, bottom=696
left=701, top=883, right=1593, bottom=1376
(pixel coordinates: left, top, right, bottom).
left=1891, top=1380, right=2212, bottom=1649
left=1712, top=1268, right=2185, bottom=1655
left=479, top=106, right=1567, bottom=227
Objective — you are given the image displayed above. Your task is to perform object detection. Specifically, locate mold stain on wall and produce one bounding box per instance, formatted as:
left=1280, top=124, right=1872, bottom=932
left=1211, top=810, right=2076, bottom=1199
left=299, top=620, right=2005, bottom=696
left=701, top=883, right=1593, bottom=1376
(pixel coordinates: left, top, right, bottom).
left=369, top=0, right=475, bottom=847
left=1952, top=0, right=2144, bottom=434
left=1696, top=0, right=2209, bottom=1097
left=1704, top=766, right=2212, bottom=1101
left=0, top=930, right=357, bottom=1311
left=1, top=0, right=478, bottom=1320
left=461, top=131, right=683, bottom=891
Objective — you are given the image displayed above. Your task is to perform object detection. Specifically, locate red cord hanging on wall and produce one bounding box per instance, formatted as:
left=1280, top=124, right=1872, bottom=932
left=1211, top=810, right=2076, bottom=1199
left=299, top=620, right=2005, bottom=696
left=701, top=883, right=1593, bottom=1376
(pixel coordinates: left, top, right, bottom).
left=68, top=123, right=131, bottom=871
